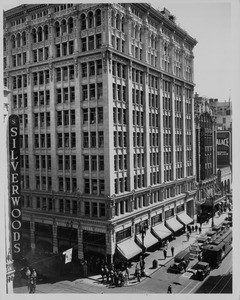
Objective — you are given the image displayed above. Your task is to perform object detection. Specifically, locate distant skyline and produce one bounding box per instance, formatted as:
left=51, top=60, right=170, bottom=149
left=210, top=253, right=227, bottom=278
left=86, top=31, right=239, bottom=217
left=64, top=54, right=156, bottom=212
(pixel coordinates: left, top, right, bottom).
left=2, top=0, right=239, bottom=102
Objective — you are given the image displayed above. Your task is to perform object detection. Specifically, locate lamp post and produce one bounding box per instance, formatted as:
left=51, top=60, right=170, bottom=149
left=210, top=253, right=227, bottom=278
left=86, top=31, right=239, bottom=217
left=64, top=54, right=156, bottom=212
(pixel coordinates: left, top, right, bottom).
left=139, top=223, right=148, bottom=254
left=66, top=221, right=73, bottom=248
left=211, top=196, right=215, bottom=228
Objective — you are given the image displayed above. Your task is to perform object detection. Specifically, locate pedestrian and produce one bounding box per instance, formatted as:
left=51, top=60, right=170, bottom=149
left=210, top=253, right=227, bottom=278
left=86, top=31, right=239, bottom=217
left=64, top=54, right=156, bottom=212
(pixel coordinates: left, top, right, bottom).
left=195, top=224, right=198, bottom=232
left=30, top=269, right=37, bottom=294
left=189, top=226, right=192, bottom=234
left=199, top=226, right=202, bottom=234
left=186, top=232, right=190, bottom=241
left=191, top=225, right=195, bottom=232
left=198, top=254, right=202, bottom=262
left=171, top=246, right=174, bottom=256
left=101, top=267, right=105, bottom=282
left=166, top=239, right=169, bottom=249
left=167, top=284, right=172, bottom=293
left=125, top=265, right=130, bottom=280
left=163, top=249, right=167, bottom=259
left=25, top=267, right=31, bottom=292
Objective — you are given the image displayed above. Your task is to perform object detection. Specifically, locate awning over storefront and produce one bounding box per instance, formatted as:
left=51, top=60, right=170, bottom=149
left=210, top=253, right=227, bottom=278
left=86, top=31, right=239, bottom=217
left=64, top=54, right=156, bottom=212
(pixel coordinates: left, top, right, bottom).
left=177, top=212, right=193, bottom=225
left=152, top=223, right=172, bottom=240
left=136, top=230, right=159, bottom=249
left=166, top=217, right=184, bottom=233
left=116, top=237, right=142, bottom=260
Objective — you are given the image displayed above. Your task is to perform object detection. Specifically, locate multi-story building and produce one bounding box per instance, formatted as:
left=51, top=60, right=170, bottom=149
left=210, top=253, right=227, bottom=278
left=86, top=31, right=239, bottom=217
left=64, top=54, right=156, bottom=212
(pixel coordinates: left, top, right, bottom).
left=209, top=98, right=232, bottom=131
left=4, top=3, right=197, bottom=265
left=194, top=94, right=226, bottom=224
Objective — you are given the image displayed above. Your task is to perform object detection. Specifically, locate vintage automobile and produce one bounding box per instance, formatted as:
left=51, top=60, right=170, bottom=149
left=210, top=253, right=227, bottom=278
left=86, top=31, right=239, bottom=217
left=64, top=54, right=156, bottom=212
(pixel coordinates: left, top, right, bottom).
left=193, top=262, right=210, bottom=280
left=168, top=250, right=190, bottom=273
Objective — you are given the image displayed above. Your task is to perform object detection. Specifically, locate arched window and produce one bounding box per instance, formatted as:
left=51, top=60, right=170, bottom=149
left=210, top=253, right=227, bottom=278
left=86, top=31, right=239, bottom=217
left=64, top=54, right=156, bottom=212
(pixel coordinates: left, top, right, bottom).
left=32, top=29, right=37, bottom=43
left=111, top=11, right=115, bottom=27
left=81, top=14, right=86, bottom=30
left=44, top=25, right=48, bottom=40
left=55, top=21, right=60, bottom=37
left=16, top=33, right=21, bottom=47
left=139, top=28, right=143, bottom=42
left=22, top=31, right=26, bottom=45
left=68, top=17, right=74, bottom=34
left=4, top=38, right=6, bottom=51
left=121, top=17, right=125, bottom=32
left=116, top=14, right=120, bottom=30
left=88, top=11, right=94, bottom=28
left=95, top=9, right=101, bottom=27
left=37, top=27, right=43, bottom=42
left=62, top=19, right=67, bottom=34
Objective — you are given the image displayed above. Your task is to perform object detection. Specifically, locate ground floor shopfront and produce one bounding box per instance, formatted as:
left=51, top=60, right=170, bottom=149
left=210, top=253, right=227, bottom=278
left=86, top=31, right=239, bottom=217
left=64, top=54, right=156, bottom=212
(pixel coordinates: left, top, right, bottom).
left=20, top=193, right=195, bottom=269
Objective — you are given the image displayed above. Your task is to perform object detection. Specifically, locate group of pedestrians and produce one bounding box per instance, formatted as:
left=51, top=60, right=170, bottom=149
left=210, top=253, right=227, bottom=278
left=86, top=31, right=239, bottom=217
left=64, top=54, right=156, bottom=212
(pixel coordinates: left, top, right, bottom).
left=25, top=267, right=37, bottom=294
left=100, top=261, right=130, bottom=287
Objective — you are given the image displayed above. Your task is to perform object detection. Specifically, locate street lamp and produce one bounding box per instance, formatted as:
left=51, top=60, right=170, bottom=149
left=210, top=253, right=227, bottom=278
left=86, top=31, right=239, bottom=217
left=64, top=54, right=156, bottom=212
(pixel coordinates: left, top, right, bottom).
left=66, top=221, right=73, bottom=248
left=211, top=196, right=215, bottom=228
left=139, top=223, right=148, bottom=254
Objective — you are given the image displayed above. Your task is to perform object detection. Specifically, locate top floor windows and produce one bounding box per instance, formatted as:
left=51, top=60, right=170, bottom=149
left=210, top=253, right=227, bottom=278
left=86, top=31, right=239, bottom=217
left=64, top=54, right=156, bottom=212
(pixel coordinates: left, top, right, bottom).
left=80, top=9, right=101, bottom=30
left=31, top=25, right=49, bottom=43
left=54, top=17, right=74, bottom=37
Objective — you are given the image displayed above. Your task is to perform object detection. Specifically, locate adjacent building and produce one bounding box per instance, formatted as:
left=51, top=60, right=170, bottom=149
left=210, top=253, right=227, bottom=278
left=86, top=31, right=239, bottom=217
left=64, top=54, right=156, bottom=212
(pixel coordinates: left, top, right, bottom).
left=4, top=3, right=197, bottom=265
left=194, top=94, right=229, bottom=224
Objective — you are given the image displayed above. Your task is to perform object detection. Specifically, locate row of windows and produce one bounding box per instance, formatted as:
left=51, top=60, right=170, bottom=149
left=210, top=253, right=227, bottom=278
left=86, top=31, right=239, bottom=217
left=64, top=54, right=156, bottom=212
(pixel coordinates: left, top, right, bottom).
left=56, top=110, right=75, bottom=126
left=82, top=60, right=102, bottom=77
left=35, top=155, right=52, bottom=170
left=83, top=131, right=104, bottom=148
left=84, top=178, right=105, bottom=195
left=84, top=201, right=106, bottom=218
left=84, top=155, right=104, bottom=171
left=83, top=107, right=103, bottom=124
left=58, top=155, right=76, bottom=171
left=114, top=154, right=128, bottom=171
left=113, top=131, right=128, bottom=148
left=82, top=83, right=103, bottom=101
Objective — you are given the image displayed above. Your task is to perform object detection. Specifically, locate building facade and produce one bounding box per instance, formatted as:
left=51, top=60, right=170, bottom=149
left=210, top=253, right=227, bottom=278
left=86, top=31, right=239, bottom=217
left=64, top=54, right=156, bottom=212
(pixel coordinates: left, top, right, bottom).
left=4, top=3, right=197, bottom=264
left=194, top=94, right=226, bottom=224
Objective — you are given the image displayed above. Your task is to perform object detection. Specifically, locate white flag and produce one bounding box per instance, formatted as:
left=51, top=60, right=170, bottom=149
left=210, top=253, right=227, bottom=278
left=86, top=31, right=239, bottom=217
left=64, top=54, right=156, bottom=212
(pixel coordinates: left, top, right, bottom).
left=63, top=248, right=72, bottom=264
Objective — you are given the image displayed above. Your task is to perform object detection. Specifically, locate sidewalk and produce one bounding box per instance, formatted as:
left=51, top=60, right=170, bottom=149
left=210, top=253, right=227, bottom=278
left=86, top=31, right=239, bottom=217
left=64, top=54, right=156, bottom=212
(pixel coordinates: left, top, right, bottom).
left=86, top=210, right=229, bottom=287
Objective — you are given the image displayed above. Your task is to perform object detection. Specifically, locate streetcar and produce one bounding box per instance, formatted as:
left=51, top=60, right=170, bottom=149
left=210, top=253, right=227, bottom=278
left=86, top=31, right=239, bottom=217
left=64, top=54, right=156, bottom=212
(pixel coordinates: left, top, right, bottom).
left=201, top=227, right=232, bottom=268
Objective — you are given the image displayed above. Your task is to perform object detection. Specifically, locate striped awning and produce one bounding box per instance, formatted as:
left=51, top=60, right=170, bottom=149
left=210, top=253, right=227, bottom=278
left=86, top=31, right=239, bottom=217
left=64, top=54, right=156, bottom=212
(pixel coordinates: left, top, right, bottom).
left=177, top=212, right=193, bottom=225
left=116, top=237, right=142, bottom=260
left=166, top=217, right=184, bottom=233
left=152, top=223, right=172, bottom=240
left=136, top=230, right=159, bottom=249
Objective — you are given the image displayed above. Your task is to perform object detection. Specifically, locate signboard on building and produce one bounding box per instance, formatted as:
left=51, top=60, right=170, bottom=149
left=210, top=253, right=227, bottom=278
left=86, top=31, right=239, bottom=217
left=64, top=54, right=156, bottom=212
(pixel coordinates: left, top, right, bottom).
left=217, top=131, right=231, bottom=167
left=9, top=115, right=22, bottom=259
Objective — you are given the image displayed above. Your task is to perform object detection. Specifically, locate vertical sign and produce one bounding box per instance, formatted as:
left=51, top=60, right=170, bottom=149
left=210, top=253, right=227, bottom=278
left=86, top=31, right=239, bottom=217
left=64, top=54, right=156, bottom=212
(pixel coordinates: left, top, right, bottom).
left=217, top=131, right=231, bottom=167
left=9, top=115, right=22, bottom=259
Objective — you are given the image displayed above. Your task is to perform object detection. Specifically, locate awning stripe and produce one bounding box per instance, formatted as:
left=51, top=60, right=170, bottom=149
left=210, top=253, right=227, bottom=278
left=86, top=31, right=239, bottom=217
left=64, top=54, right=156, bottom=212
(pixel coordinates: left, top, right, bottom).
left=152, top=223, right=172, bottom=240
left=117, top=237, right=142, bottom=260
left=136, top=230, right=159, bottom=249
left=177, top=212, right=193, bottom=225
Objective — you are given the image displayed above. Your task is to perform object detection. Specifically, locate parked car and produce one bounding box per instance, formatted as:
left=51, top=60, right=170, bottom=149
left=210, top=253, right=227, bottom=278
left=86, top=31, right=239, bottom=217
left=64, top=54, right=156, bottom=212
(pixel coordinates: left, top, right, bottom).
left=168, top=250, right=190, bottom=273
left=194, top=262, right=210, bottom=280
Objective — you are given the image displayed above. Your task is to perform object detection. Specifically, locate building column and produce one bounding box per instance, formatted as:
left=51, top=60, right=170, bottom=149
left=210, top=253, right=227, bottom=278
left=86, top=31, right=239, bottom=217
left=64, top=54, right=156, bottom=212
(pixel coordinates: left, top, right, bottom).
left=106, top=224, right=114, bottom=264
left=77, top=222, right=83, bottom=260
left=171, top=79, right=176, bottom=180
left=52, top=220, right=58, bottom=253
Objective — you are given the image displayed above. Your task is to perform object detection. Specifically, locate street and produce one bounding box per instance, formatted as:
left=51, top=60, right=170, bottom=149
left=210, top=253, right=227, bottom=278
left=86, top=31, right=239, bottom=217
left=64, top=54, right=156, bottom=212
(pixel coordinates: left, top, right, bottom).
left=14, top=243, right=232, bottom=294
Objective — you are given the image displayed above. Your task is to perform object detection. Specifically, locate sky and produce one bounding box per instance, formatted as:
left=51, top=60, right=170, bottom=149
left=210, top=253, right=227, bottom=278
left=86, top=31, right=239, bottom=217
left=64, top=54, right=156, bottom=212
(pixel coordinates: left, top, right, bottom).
left=1, top=0, right=239, bottom=103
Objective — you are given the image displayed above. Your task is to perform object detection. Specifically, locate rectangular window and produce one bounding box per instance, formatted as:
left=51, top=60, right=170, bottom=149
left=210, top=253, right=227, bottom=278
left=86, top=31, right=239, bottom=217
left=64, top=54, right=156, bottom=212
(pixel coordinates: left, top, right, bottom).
left=88, top=35, right=94, bottom=50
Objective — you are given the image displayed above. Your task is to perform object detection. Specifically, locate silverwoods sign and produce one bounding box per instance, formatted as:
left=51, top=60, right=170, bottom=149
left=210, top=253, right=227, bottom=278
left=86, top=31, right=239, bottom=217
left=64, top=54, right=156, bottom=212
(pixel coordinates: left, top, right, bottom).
left=9, top=115, right=22, bottom=259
